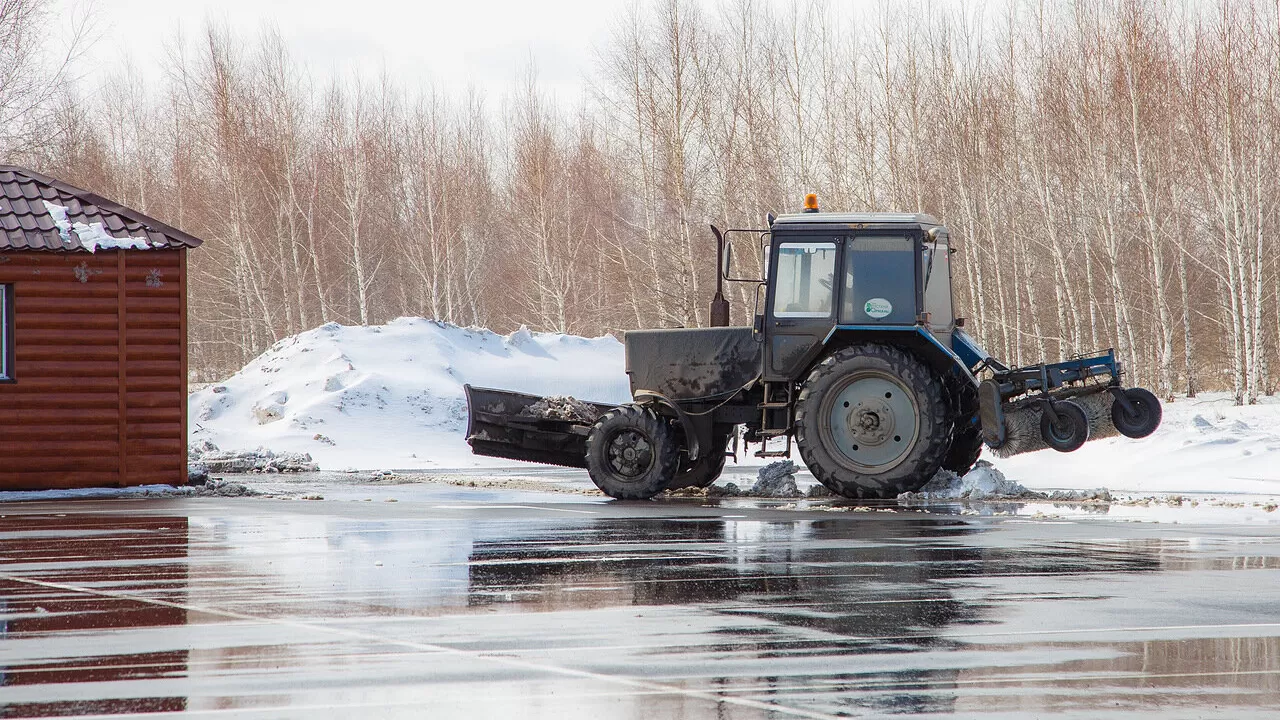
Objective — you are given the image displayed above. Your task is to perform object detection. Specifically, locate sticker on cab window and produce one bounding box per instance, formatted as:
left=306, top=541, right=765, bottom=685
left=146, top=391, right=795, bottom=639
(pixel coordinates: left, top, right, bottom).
left=864, top=298, right=892, bottom=319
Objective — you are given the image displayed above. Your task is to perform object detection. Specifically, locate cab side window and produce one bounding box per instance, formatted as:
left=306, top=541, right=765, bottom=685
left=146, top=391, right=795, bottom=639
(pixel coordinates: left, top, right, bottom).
left=772, top=243, right=837, bottom=318
left=840, top=235, right=915, bottom=324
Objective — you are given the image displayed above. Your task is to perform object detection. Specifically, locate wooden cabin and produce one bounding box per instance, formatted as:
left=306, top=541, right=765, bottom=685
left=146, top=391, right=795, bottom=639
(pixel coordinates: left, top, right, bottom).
left=0, top=166, right=202, bottom=490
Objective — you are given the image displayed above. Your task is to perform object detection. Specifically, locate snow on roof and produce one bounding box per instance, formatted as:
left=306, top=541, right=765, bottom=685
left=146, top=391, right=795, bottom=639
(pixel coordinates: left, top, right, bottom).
left=44, top=202, right=161, bottom=253
left=0, top=166, right=202, bottom=252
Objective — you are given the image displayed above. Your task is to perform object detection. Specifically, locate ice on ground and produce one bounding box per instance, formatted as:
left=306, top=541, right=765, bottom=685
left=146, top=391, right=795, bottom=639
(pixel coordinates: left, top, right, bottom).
left=190, top=319, right=630, bottom=471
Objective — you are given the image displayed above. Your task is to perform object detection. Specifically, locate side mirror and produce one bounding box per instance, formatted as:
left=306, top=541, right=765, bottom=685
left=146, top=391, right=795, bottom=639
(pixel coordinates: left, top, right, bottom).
left=753, top=313, right=765, bottom=334
left=723, top=242, right=734, bottom=277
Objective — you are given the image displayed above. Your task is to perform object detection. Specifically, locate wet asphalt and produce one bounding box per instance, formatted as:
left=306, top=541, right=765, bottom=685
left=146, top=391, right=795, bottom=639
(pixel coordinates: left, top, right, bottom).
left=2, top=481, right=1280, bottom=718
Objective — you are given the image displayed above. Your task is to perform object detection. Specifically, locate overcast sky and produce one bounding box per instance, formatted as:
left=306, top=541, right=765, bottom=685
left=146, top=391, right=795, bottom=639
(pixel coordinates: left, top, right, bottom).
left=56, top=0, right=640, bottom=102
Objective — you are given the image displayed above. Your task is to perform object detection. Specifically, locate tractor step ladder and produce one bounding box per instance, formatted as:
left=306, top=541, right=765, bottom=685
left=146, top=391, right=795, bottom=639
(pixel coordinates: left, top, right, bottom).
left=756, top=382, right=793, bottom=458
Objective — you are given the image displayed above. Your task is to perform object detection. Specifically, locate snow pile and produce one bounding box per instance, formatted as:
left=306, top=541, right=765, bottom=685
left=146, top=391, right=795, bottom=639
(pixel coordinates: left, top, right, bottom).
left=901, top=461, right=1113, bottom=502
left=189, top=441, right=319, bottom=474
left=520, top=395, right=601, bottom=423
left=750, top=461, right=803, bottom=498
left=189, top=319, right=629, bottom=471
left=990, top=393, right=1280, bottom=496
left=902, top=461, right=1034, bottom=500
left=44, top=202, right=160, bottom=252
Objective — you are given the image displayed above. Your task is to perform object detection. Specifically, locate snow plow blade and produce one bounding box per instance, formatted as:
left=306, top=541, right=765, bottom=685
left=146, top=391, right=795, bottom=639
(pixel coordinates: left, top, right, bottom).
left=463, top=385, right=616, bottom=469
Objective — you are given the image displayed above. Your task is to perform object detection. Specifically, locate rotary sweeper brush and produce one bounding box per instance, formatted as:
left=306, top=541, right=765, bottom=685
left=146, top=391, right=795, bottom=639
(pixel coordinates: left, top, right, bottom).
left=464, top=196, right=1162, bottom=500
left=966, top=347, right=1161, bottom=458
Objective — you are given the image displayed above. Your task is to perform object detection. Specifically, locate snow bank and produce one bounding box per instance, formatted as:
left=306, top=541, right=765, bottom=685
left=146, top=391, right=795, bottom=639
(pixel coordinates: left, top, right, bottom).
left=990, top=393, right=1280, bottom=497
left=189, top=319, right=629, bottom=471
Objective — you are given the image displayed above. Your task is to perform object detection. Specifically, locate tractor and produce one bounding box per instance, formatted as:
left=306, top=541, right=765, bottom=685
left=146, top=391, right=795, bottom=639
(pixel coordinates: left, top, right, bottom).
left=465, top=196, right=1162, bottom=500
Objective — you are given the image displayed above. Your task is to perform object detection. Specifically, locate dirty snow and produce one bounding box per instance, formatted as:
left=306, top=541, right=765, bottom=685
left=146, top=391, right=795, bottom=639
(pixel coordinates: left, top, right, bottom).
left=750, top=460, right=803, bottom=498
left=188, top=442, right=318, bottom=475
left=189, top=319, right=630, bottom=471
left=906, top=461, right=1032, bottom=500
left=44, top=202, right=158, bottom=253
left=900, top=461, right=1112, bottom=502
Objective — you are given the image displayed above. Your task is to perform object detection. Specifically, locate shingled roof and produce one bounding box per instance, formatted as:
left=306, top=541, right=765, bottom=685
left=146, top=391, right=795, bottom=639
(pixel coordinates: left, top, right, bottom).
left=0, top=165, right=202, bottom=252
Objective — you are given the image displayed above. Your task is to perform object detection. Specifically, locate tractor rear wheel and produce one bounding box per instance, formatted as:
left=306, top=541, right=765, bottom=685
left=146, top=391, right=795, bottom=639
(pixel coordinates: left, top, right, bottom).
left=942, top=379, right=983, bottom=474
left=585, top=404, right=680, bottom=500
left=943, top=426, right=984, bottom=475
left=668, top=430, right=731, bottom=491
left=795, top=344, right=951, bottom=499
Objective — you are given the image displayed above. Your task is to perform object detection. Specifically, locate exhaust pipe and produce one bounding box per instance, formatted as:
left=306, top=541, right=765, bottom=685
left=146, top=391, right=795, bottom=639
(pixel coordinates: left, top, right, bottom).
left=710, top=225, right=729, bottom=327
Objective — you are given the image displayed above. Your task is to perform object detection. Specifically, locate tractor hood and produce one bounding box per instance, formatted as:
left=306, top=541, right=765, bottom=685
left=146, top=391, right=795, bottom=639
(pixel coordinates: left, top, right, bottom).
left=625, top=326, right=762, bottom=402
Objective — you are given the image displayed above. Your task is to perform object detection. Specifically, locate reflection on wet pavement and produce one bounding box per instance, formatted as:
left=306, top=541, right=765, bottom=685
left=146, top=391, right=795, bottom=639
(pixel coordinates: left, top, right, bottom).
left=0, top=495, right=1278, bottom=718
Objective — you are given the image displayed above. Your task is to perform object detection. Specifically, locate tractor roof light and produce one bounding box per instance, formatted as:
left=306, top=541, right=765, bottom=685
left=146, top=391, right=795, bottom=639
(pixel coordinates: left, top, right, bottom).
left=802, top=193, right=819, bottom=213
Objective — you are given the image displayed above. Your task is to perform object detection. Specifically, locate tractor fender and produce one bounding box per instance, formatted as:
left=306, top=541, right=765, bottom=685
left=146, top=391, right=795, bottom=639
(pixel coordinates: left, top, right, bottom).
left=633, top=390, right=702, bottom=462
left=821, top=326, right=979, bottom=388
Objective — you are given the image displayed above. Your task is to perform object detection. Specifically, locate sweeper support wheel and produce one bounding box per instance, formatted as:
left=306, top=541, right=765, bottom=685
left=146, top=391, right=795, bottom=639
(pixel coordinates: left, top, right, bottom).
left=1111, top=388, right=1162, bottom=439
left=1039, top=400, right=1089, bottom=453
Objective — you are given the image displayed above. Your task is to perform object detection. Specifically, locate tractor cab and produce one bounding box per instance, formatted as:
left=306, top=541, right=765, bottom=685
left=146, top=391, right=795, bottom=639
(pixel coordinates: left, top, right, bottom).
left=756, top=210, right=954, bottom=382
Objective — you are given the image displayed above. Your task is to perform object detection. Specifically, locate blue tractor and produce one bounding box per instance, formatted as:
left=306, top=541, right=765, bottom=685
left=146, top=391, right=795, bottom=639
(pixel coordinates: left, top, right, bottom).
left=466, top=197, right=1161, bottom=500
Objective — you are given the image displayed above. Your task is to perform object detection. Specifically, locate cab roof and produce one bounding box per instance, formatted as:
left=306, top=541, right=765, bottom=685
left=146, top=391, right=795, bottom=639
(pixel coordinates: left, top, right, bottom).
left=772, top=211, right=940, bottom=228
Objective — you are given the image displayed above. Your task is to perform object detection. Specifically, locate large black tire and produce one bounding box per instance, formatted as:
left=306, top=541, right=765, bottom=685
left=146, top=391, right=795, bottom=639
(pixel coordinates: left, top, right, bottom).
left=1040, top=400, right=1089, bottom=452
left=942, top=378, right=983, bottom=474
left=943, top=426, right=984, bottom=475
left=1111, top=388, right=1162, bottom=439
left=668, top=431, right=731, bottom=491
left=794, top=344, right=951, bottom=499
left=585, top=405, right=680, bottom=500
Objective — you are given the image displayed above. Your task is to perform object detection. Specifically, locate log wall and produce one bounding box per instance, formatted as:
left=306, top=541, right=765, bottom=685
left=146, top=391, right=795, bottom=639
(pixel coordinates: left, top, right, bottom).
left=0, top=249, right=187, bottom=489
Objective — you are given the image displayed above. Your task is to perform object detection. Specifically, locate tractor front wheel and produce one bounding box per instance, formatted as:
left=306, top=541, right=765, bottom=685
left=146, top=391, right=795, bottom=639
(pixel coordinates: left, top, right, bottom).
left=585, top=405, right=680, bottom=500
left=795, top=344, right=951, bottom=499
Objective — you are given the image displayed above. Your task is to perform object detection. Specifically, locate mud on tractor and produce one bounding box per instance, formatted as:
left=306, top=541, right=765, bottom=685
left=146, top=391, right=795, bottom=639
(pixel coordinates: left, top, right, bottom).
left=465, top=197, right=1162, bottom=500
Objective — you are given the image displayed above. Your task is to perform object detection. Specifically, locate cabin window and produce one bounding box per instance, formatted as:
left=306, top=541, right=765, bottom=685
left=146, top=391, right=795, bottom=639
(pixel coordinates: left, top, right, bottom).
left=772, top=243, right=837, bottom=318
left=0, top=284, right=11, bottom=381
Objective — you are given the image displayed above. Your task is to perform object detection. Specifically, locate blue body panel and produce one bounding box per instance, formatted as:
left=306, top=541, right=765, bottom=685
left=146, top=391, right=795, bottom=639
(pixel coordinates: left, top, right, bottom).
left=822, top=324, right=974, bottom=379
left=950, top=329, right=988, bottom=370
left=820, top=325, right=1120, bottom=390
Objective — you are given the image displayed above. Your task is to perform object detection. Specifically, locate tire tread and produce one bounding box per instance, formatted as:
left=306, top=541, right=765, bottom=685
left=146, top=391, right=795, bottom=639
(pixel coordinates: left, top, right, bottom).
left=794, top=344, right=951, bottom=499
left=584, top=404, right=680, bottom=500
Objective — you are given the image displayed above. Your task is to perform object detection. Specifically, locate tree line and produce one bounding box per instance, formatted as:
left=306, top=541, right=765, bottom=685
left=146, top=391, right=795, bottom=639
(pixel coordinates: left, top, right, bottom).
left=3, top=0, right=1279, bottom=404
